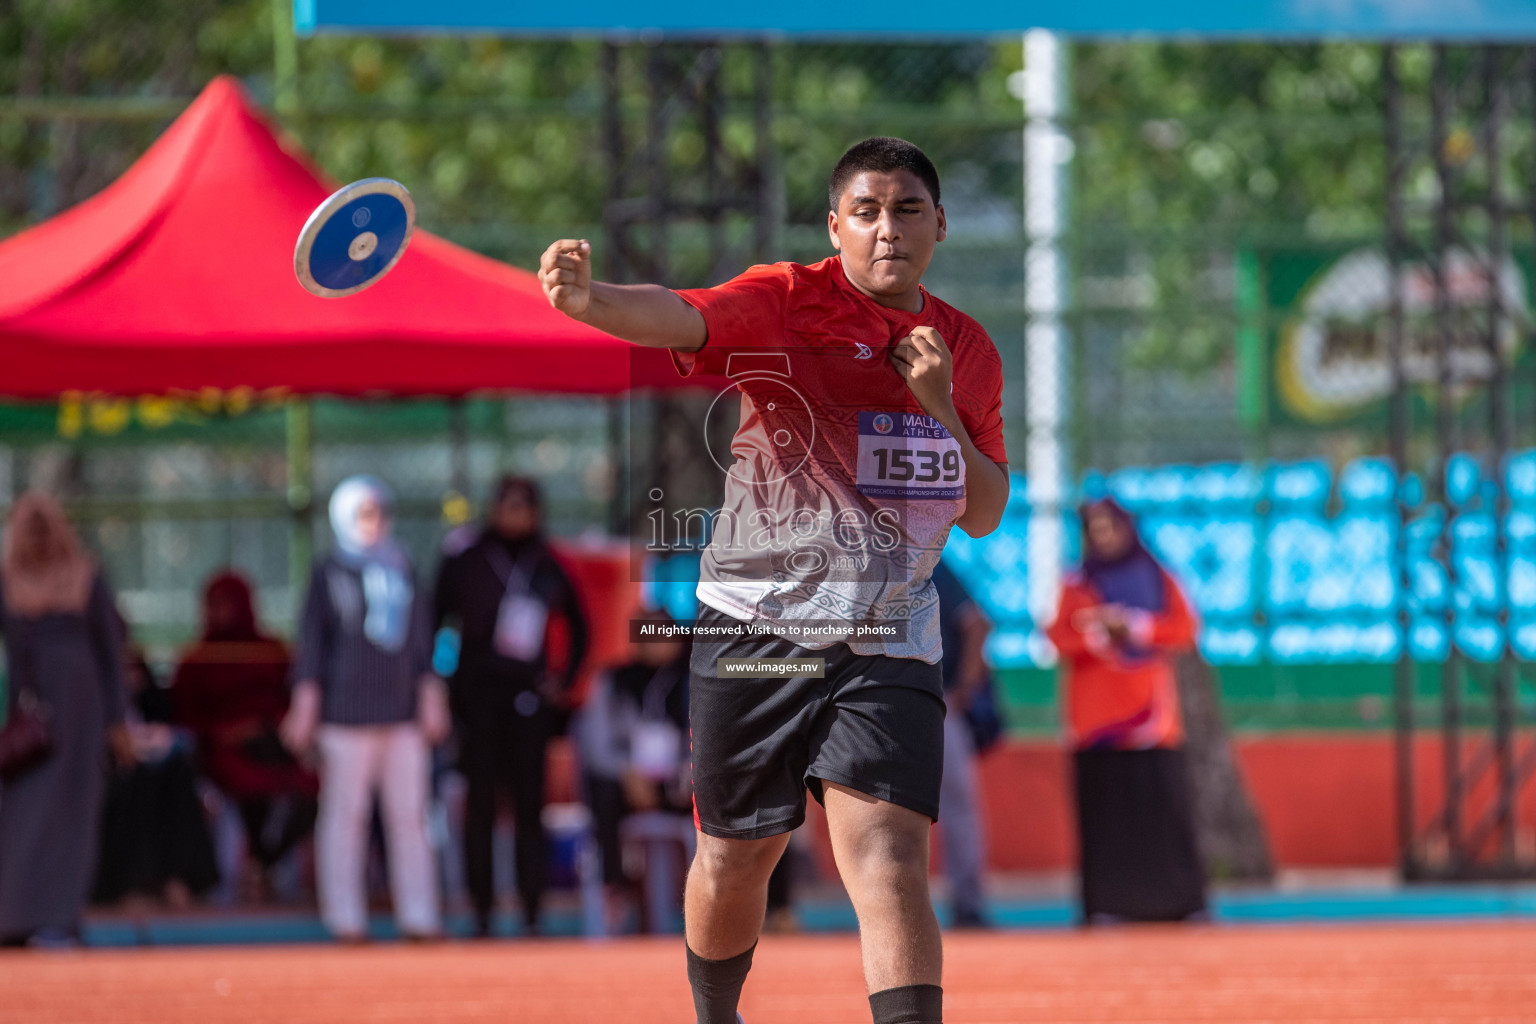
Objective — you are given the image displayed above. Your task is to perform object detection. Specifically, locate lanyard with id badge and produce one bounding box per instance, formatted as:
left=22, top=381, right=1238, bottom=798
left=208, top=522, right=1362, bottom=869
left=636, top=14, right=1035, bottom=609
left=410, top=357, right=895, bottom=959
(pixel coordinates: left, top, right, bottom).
left=855, top=411, right=964, bottom=500
left=485, top=544, right=548, bottom=662
left=630, top=665, right=686, bottom=784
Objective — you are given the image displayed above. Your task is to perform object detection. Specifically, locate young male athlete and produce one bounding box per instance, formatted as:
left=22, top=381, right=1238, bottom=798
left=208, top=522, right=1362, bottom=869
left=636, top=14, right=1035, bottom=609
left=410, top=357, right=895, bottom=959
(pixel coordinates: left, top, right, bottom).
left=539, top=137, right=1008, bottom=1024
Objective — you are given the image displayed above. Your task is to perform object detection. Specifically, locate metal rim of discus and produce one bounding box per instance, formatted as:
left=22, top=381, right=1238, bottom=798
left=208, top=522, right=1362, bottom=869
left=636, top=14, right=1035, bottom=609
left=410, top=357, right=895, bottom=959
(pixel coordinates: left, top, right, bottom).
left=293, top=177, right=416, bottom=299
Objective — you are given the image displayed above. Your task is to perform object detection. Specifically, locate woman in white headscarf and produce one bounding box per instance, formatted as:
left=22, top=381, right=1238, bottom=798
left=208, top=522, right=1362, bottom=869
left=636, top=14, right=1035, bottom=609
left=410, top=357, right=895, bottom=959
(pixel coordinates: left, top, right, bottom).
left=281, top=476, right=448, bottom=941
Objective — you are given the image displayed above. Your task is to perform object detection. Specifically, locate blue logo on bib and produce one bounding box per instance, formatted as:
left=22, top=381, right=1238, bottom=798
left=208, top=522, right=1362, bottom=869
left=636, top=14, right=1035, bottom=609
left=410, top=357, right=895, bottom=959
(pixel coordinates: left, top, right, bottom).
left=872, top=413, right=894, bottom=435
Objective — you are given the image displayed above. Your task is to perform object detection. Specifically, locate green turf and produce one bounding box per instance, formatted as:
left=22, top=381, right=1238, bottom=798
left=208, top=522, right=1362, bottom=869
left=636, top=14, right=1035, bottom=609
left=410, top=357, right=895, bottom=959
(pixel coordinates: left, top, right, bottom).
left=996, top=660, right=1536, bottom=734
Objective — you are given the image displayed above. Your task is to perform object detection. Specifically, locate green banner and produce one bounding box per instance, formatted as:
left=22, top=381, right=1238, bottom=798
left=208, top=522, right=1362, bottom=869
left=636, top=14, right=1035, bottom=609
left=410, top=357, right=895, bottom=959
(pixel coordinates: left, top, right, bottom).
left=1247, top=246, right=1535, bottom=430
left=0, top=392, right=517, bottom=446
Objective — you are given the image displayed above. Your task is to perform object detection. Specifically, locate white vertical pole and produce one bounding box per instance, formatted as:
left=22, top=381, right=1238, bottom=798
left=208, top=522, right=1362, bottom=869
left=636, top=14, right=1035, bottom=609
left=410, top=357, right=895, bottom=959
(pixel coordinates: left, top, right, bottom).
left=1023, top=30, right=1071, bottom=652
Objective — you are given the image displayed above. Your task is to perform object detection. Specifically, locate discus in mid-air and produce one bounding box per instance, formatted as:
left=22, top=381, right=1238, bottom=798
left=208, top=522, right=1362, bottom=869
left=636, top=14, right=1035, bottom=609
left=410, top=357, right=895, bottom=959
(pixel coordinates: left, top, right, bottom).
left=294, top=178, right=415, bottom=298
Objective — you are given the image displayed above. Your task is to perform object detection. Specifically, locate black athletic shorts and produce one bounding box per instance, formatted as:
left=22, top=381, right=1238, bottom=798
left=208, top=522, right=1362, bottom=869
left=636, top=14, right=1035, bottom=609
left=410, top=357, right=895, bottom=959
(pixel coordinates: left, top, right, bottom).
left=689, top=604, right=946, bottom=840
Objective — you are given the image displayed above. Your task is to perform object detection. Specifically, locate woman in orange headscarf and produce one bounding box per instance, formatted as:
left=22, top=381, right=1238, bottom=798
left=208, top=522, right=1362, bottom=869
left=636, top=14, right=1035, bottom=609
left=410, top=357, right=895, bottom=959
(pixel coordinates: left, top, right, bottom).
left=1046, top=497, right=1207, bottom=924
left=0, top=492, right=130, bottom=946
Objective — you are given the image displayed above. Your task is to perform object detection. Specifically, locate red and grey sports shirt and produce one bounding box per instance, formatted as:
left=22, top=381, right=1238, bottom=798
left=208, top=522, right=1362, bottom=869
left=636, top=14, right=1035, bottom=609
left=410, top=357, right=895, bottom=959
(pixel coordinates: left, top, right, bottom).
left=673, top=255, right=1006, bottom=663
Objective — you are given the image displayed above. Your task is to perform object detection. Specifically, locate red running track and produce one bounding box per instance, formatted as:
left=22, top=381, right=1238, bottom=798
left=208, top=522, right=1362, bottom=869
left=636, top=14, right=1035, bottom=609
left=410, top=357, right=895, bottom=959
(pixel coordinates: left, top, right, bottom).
left=4, top=923, right=1535, bottom=1023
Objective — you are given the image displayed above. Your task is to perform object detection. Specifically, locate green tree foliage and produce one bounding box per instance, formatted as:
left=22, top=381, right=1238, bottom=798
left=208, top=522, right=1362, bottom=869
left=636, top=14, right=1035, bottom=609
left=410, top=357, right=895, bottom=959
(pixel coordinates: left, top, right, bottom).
left=2, top=5, right=1435, bottom=380
left=0, top=5, right=1025, bottom=263
left=1071, top=42, right=1410, bottom=373
left=0, top=0, right=272, bottom=230
left=288, top=35, right=610, bottom=261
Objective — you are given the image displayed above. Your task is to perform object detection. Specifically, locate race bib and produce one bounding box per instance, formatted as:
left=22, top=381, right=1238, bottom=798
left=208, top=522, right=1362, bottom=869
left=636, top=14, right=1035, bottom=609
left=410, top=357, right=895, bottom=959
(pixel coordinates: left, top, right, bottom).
left=856, top=411, right=964, bottom=500
left=494, top=592, right=548, bottom=661
left=631, top=720, right=683, bottom=781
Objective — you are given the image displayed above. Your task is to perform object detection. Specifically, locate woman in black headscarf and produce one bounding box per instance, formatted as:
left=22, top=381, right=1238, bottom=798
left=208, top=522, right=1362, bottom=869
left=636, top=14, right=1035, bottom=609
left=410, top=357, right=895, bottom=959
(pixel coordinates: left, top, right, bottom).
left=1046, top=498, right=1207, bottom=923
left=432, top=475, right=589, bottom=937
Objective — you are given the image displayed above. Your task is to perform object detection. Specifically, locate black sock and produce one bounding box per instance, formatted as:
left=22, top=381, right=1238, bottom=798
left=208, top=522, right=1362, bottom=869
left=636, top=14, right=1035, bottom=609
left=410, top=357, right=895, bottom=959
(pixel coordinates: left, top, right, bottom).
left=686, top=943, right=755, bottom=1024
left=869, top=984, right=944, bottom=1024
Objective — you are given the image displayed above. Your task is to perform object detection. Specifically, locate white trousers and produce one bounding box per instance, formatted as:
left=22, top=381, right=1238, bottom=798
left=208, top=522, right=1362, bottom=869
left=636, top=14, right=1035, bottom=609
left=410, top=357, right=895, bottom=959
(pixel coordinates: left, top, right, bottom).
left=939, top=710, right=987, bottom=919
left=316, top=724, right=441, bottom=937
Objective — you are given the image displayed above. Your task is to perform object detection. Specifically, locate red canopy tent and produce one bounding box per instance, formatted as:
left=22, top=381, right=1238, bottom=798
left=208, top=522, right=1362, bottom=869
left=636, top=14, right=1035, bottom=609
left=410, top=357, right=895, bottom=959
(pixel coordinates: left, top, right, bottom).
left=0, top=75, right=683, bottom=397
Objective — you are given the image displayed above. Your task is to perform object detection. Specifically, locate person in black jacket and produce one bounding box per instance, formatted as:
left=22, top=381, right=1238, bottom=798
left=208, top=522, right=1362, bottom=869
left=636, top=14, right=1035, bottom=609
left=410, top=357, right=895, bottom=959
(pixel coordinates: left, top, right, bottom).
left=433, top=476, right=590, bottom=937
left=92, top=621, right=220, bottom=909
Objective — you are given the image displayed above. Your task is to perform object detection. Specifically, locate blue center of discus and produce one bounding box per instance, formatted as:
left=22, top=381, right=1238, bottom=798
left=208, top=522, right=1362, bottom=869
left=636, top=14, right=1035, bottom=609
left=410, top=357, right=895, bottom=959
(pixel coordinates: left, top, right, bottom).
left=308, top=193, right=409, bottom=291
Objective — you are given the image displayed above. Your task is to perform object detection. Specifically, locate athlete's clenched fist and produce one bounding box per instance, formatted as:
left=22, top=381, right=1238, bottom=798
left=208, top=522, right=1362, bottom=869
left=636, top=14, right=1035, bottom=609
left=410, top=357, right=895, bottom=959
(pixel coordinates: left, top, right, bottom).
left=540, top=239, right=593, bottom=319
left=890, top=326, right=954, bottom=418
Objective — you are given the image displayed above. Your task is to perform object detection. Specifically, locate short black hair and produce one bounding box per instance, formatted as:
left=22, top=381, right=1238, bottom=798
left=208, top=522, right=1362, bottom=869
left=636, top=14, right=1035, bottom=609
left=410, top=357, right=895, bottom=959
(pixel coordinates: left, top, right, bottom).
left=828, top=137, right=940, bottom=211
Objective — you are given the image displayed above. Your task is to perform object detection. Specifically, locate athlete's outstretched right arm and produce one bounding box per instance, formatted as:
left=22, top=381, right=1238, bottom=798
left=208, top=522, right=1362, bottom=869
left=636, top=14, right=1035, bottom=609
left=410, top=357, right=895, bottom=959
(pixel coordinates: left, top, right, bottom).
left=539, top=239, right=707, bottom=353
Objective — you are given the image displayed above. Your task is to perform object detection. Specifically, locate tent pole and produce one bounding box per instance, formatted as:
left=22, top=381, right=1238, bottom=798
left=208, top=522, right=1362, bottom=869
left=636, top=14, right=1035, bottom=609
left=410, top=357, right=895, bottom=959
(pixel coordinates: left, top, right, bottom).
left=286, top=397, right=314, bottom=610
left=449, top=395, right=470, bottom=507
left=608, top=394, right=628, bottom=536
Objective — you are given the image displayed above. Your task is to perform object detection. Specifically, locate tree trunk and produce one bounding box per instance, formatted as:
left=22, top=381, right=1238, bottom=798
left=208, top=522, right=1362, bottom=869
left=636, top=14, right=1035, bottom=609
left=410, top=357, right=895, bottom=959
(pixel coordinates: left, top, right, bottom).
left=1175, top=650, right=1275, bottom=882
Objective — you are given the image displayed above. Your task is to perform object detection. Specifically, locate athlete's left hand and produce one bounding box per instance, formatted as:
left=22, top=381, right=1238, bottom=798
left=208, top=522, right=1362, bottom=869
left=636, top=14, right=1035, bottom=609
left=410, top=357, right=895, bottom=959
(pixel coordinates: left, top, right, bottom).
left=890, top=326, right=955, bottom=418
left=894, top=326, right=1011, bottom=540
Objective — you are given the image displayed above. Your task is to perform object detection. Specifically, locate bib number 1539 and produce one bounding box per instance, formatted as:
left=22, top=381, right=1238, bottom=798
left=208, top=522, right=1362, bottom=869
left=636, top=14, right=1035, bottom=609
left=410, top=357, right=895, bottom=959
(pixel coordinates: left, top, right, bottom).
left=872, top=447, right=961, bottom=484
left=856, top=412, right=964, bottom=500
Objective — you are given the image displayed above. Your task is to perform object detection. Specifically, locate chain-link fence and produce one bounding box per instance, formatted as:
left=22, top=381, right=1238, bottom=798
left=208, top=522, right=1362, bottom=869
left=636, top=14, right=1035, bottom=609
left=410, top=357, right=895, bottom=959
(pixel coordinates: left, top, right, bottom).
left=7, top=10, right=1536, bottom=743
left=0, top=396, right=617, bottom=648
left=0, top=13, right=1031, bottom=651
